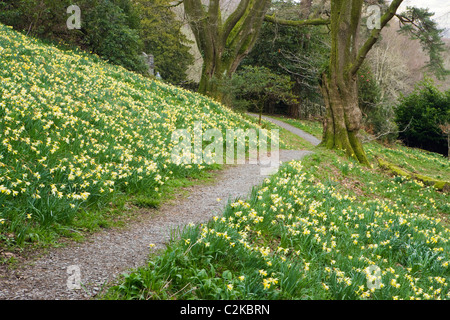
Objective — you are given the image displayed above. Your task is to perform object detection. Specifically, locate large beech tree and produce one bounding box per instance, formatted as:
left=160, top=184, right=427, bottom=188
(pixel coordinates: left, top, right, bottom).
left=266, top=0, right=403, bottom=165
left=265, top=0, right=447, bottom=165
left=317, top=0, right=404, bottom=165
left=182, top=0, right=447, bottom=165
left=183, top=0, right=272, bottom=97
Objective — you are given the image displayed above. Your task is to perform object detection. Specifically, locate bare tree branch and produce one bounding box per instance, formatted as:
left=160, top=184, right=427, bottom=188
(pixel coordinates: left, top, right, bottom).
left=350, top=0, right=404, bottom=76
left=362, top=117, right=413, bottom=143
left=264, top=14, right=331, bottom=27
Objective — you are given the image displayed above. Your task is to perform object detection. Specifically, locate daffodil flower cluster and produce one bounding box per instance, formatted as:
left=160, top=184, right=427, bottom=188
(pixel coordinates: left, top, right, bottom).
left=0, top=24, right=258, bottom=239
left=173, top=158, right=449, bottom=300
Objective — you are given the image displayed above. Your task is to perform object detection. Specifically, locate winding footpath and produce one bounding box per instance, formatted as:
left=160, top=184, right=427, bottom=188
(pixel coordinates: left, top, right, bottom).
left=0, top=115, right=318, bottom=300
left=248, top=113, right=321, bottom=146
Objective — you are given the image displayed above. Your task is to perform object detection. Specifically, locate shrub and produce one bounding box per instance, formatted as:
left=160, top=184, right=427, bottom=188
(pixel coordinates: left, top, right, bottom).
left=395, top=79, right=450, bottom=156
left=358, top=63, right=382, bottom=116
left=224, top=66, right=297, bottom=121
left=357, top=63, right=398, bottom=143
left=0, top=0, right=148, bottom=75
left=136, top=0, right=194, bottom=85
left=81, top=0, right=148, bottom=75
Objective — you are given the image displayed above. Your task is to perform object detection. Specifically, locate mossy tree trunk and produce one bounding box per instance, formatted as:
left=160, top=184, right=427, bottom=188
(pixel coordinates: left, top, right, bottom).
left=265, top=0, right=404, bottom=165
left=320, top=72, right=369, bottom=164
left=184, top=0, right=271, bottom=100
left=320, top=0, right=404, bottom=165
left=319, top=0, right=369, bottom=164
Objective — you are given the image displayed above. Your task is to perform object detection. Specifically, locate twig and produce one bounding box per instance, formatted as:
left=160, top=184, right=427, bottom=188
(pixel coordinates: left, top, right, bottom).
left=362, top=117, right=413, bottom=143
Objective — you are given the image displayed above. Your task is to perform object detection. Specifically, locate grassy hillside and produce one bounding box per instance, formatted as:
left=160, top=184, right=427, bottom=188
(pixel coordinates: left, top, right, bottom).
left=107, top=151, right=449, bottom=301
left=0, top=23, right=264, bottom=246
left=106, top=117, right=449, bottom=300
left=2, top=24, right=449, bottom=300
left=271, top=115, right=450, bottom=183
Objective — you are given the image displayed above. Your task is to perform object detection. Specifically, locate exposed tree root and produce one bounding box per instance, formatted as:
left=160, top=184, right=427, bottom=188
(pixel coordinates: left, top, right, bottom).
left=377, top=157, right=449, bottom=192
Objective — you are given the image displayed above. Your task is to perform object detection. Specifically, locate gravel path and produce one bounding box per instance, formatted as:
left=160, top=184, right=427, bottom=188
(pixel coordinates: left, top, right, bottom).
left=0, top=147, right=313, bottom=300
left=247, top=113, right=321, bottom=146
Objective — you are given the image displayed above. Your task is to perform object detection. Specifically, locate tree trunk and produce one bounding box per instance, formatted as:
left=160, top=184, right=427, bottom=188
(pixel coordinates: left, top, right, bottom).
left=198, top=61, right=225, bottom=100
left=319, top=0, right=370, bottom=165
left=264, top=0, right=404, bottom=165
left=197, top=53, right=242, bottom=101
left=184, top=0, right=271, bottom=101
left=320, top=73, right=369, bottom=165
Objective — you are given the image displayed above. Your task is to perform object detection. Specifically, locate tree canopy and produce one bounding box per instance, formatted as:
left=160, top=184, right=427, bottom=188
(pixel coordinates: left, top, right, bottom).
left=0, top=0, right=194, bottom=82
left=135, top=0, right=194, bottom=85
left=261, top=0, right=448, bottom=164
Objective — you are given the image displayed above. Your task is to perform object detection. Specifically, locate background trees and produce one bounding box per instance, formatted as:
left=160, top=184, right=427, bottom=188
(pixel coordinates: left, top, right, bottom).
left=225, top=65, right=296, bottom=124
left=263, top=0, right=448, bottom=164
left=1, top=0, right=449, bottom=161
left=135, top=0, right=194, bottom=85
left=183, top=0, right=272, bottom=98
left=0, top=0, right=148, bottom=74
left=242, top=0, right=329, bottom=119
left=396, top=7, right=450, bottom=80
left=0, top=0, right=194, bottom=84
left=395, top=79, right=450, bottom=156
left=81, top=0, right=147, bottom=74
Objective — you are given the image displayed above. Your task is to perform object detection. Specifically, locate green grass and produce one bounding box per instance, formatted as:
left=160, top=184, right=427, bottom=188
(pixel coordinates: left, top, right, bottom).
left=366, top=142, right=450, bottom=182
left=104, top=144, right=449, bottom=300
left=0, top=23, right=265, bottom=249
left=272, top=116, right=449, bottom=183
left=270, top=115, right=324, bottom=139
left=278, top=127, right=315, bottom=150
left=0, top=24, right=313, bottom=254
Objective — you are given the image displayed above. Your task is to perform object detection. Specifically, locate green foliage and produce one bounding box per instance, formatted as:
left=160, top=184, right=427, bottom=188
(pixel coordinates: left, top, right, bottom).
left=357, top=63, right=382, bottom=115
left=135, top=0, right=194, bottom=85
left=0, top=0, right=71, bottom=37
left=242, top=11, right=329, bottom=117
left=0, top=0, right=194, bottom=82
left=0, top=0, right=148, bottom=74
left=357, top=63, right=398, bottom=143
left=225, top=66, right=296, bottom=115
left=395, top=79, right=450, bottom=156
left=367, top=103, right=399, bottom=144
left=82, top=0, right=148, bottom=74
left=397, top=7, right=450, bottom=80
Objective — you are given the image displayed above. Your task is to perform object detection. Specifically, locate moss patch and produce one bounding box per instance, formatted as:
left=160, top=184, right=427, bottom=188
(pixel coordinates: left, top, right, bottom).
left=377, top=157, right=449, bottom=192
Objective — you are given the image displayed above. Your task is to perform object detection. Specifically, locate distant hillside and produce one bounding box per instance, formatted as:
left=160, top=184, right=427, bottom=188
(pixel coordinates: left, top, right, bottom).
left=435, top=11, right=450, bottom=38
left=365, top=18, right=450, bottom=98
